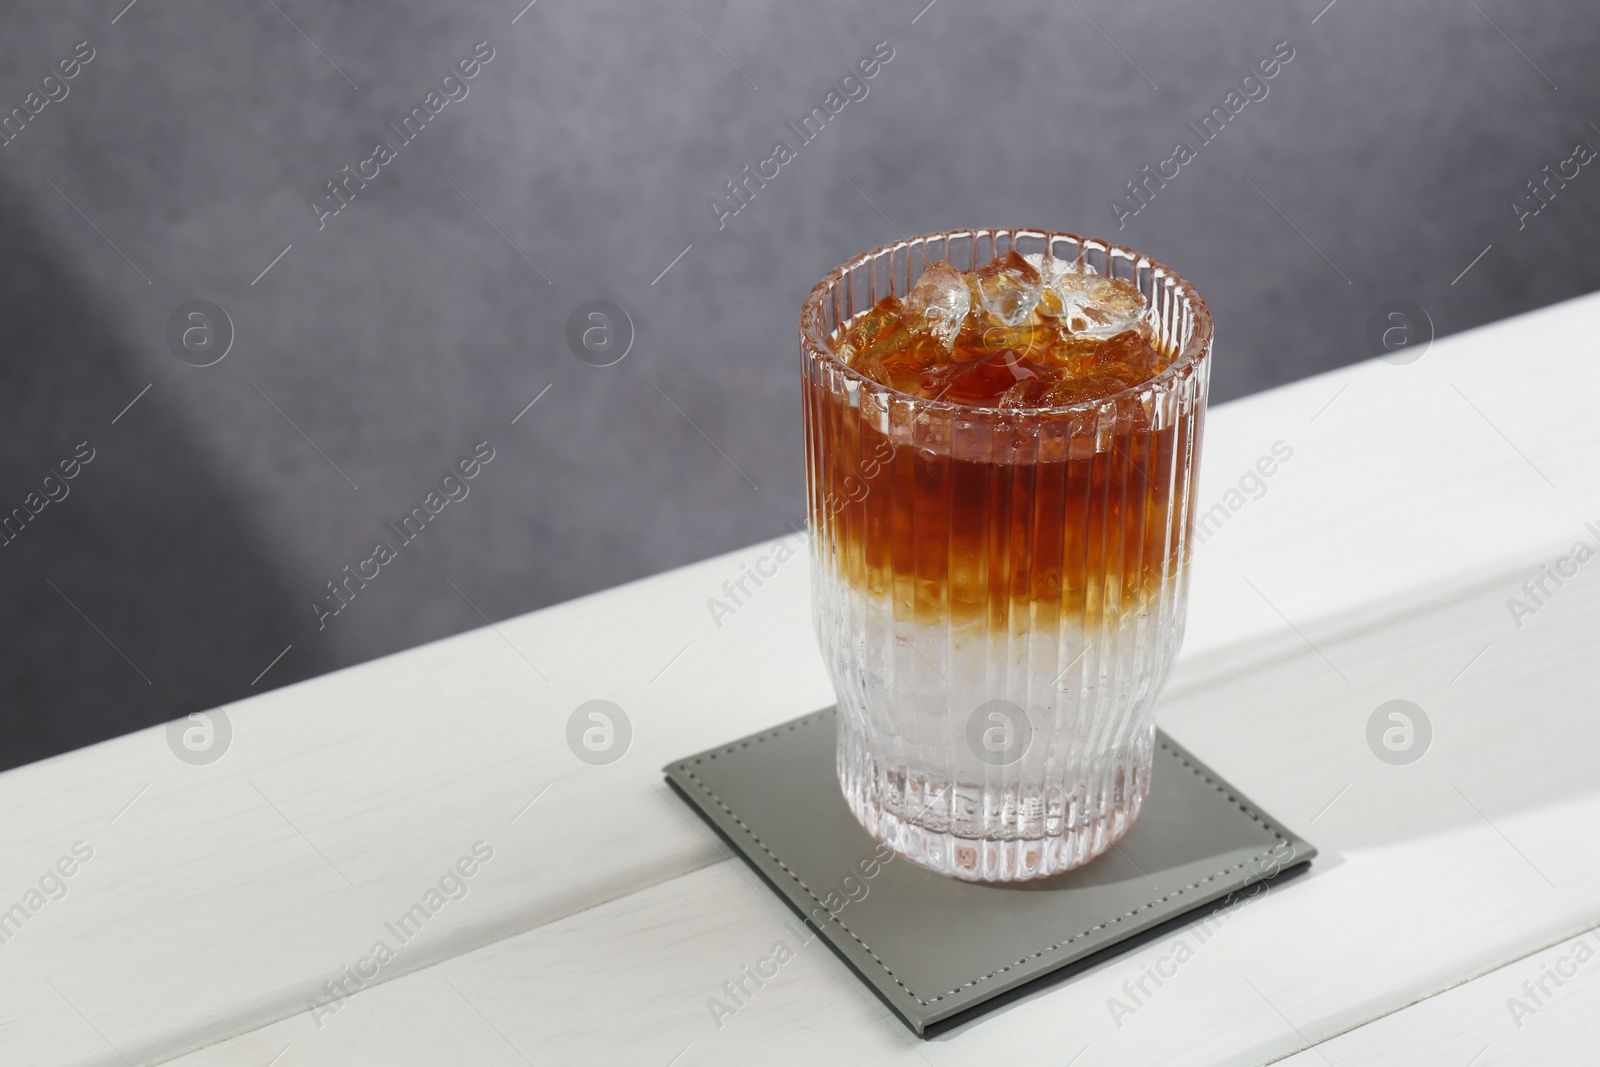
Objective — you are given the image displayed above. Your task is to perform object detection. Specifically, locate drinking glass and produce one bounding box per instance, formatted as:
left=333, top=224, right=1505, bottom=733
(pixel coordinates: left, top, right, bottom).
left=800, top=228, right=1212, bottom=881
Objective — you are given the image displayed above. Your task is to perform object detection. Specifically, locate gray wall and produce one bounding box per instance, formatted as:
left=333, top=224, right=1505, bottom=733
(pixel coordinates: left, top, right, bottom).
left=2, top=0, right=1597, bottom=770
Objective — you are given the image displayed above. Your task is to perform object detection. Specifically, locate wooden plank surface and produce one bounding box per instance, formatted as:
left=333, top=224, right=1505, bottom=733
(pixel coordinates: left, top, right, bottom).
left=159, top=564, right=1600, bottom=1066
left=2, top=292, right=1598, bottom=1065
left=1276, top=926, right=1600, bottom=1065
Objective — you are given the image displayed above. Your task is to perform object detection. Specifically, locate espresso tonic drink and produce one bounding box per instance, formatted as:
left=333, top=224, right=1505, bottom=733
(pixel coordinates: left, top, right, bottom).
left=800, top=230, right=1211, bottom=881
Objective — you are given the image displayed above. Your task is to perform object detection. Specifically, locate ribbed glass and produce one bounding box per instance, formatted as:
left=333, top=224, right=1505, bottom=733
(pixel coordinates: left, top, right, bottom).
left=800, top=229, right=1212, bottom=882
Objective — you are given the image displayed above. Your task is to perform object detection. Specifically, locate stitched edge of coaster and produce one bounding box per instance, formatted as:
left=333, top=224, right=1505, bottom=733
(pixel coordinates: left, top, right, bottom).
left=673, top=713, right=1292, bottom=1008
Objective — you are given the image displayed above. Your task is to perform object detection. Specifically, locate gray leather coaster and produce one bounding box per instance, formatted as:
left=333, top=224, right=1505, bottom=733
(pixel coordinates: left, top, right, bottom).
left=664, top=707, right=1314, bottom=1036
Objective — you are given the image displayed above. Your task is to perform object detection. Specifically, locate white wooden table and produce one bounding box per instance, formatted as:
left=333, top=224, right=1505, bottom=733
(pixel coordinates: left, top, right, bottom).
left=5, top=293, right=1600, bottom=1066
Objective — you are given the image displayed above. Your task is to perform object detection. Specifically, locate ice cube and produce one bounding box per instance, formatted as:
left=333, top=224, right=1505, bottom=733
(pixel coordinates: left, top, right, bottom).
left=1039, top=263, right=1148, bottom=339
left=968, top=250, right=1042, bottom=327
left=884, top=332, right=951, bottom=380
left=1038, top=326, right=1163, bottom=379
left=1041, top=373, right=1136, bottom=406
left=903, top=260, right=971, bottom=348
left=853, top=355, right=896, bottom=389
left=1029, top=253, right=1073, bottom=311
left=1034, top=330, right=1100, bottom=375
left=836, top=296, right=907, bottom=366
left=1083, top=329, right=1163, bottom=379
left=998, top=378, right=1053, bottom=410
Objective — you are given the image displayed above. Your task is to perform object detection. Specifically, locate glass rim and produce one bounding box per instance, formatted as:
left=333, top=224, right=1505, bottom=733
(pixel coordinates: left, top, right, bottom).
left=799, top=227, right=1214, bottom=418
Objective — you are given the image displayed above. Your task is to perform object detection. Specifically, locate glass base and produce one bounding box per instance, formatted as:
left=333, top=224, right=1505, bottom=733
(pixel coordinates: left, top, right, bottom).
left=838, top=722, right=1152, bottom=882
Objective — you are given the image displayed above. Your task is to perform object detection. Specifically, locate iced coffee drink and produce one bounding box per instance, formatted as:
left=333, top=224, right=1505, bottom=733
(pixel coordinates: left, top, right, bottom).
left=800, top=230, right=1211, bottom=881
